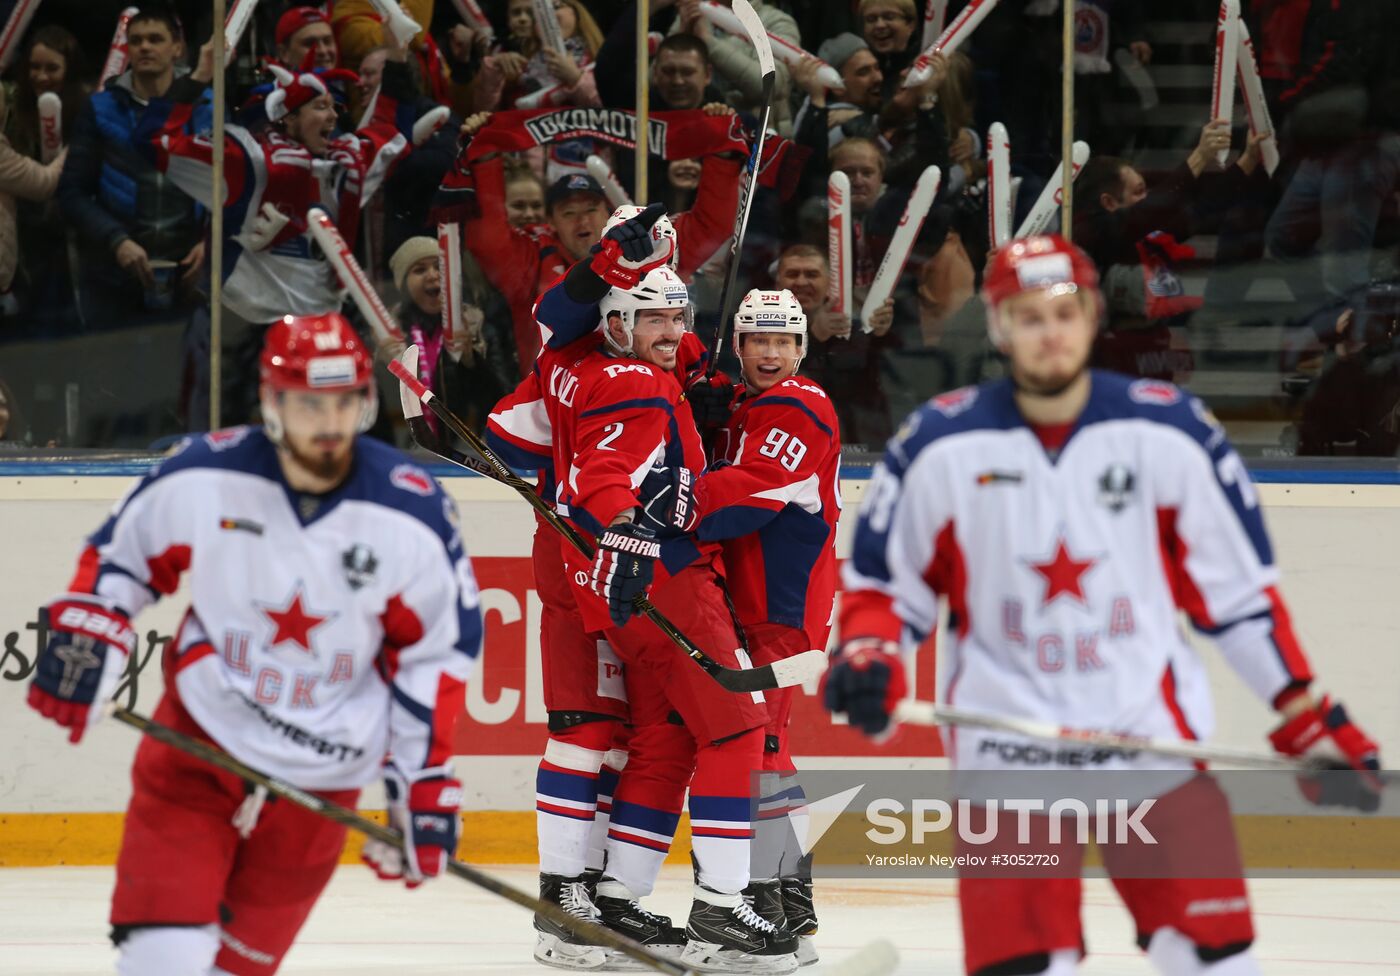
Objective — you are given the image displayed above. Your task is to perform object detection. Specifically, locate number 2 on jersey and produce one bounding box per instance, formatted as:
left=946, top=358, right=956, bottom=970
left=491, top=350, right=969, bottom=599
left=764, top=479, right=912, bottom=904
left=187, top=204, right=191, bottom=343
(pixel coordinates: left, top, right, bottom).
left=757, top=428, right=808, bottom=472
left=598, top=422, right=624, bottom=451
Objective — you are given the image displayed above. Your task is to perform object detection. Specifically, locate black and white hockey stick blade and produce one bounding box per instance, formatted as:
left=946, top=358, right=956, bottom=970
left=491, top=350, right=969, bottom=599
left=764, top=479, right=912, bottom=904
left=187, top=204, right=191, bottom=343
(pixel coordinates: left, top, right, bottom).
left=396, top=346, right=424, bottom=420
left=730, top=0, right=775, bottom=76
left=710, top=648, right=826, bottom=692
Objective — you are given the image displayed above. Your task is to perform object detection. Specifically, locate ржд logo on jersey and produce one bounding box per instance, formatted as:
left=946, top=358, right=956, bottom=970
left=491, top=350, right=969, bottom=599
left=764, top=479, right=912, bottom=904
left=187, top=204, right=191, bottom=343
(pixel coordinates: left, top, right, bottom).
left=1098, top=464, right=1136, bottom=513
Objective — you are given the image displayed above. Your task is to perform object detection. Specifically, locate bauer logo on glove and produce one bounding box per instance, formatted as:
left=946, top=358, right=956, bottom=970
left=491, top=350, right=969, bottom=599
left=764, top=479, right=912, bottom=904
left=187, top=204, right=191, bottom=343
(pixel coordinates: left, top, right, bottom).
left=638, top=465, right=700, bottom=535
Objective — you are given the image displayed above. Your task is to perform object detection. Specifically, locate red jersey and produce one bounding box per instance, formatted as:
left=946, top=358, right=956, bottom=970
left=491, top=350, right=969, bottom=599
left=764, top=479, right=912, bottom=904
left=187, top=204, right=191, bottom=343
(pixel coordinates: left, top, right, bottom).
left=695, top=377, right=843, bottom=651
left=536, top=329, right=714, bottom=631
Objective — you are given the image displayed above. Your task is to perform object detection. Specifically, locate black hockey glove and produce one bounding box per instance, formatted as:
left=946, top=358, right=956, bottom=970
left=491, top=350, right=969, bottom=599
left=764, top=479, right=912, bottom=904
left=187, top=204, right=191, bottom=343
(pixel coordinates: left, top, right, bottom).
left=589, top=521, right=661, bottom=627
left=686, top=370, right=736, bottom=433
left=638, top=465, right=700, bottom=536
left=588, top=202, right=674, bottom=288
left=822, top=638, right=908, bottom=737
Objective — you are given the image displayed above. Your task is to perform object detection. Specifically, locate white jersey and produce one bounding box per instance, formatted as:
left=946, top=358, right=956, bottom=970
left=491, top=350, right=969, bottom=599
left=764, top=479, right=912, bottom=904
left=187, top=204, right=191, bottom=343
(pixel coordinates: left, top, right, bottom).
left=841, top=371, right=1313, bottom=772
left=65, top=427, right=482, bottom=789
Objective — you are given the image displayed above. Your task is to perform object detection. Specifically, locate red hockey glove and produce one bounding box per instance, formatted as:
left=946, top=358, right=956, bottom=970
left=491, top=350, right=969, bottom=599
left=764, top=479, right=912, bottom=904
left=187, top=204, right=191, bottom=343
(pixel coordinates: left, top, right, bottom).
left=638, top=465, right=699, bottom=535
left=27, top=596, right=137, bottom=744
left=1269, top=695, right=1383, bottom=812
left=362, top=764, right=464, bottom=887
left=821, top=638, right=907, bottom=737
left=588, top=201, right=674, bottom=288
left=590, top=522, right=660, bottom=627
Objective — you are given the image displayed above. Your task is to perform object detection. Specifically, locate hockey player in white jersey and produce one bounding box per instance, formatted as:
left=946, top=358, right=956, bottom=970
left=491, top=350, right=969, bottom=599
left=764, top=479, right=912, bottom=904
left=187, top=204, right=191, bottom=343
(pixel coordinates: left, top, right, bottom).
left=824, top=235, right=1383, bottom=976
left=27, top=312, right=483, bottom=976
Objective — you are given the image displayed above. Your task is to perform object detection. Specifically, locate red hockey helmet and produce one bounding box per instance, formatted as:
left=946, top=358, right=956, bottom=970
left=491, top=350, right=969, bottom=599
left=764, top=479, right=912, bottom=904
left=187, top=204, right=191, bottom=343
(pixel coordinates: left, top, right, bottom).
left=261, top=312, right=373, bottom=391
left=981, top=235, right=1101, bottom=343
left=260, top=312, right=377, bottom=436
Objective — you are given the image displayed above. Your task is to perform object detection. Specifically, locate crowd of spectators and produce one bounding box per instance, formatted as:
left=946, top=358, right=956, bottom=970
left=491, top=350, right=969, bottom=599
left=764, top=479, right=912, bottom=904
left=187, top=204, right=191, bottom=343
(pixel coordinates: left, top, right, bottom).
left=1, top=0, right=1400, bottom=458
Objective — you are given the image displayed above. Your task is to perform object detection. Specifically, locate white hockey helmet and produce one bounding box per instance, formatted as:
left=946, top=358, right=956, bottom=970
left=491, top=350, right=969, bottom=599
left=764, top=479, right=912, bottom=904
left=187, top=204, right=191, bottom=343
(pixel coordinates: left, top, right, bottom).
left=600, top=265, right=694, bottom=356
left=603, top=204, right=679, bottom=270
left=732, top=288, right=808, bottom=370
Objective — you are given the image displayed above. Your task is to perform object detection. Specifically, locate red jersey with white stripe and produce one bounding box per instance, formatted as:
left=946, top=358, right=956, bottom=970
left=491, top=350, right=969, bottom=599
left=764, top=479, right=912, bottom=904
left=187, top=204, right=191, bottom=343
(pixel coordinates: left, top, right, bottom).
left=695, top=377, right=842, bottom=651
left=64, top=428, right=482, bottom=789
left=840, top=371, right=1313, bottom=772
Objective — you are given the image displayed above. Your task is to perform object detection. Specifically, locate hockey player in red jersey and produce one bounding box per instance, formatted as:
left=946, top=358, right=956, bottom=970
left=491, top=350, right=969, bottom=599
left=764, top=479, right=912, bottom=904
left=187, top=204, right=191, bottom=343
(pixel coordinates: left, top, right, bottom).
left=27, top=313, right=482, bottom=976
left=682, top=288, right=842, bottom=966
left=825, top=235, right=1384, bottom=976
left=526, top=212, right=800, bottom=972
left=485, top=206, right=743, bottom=968
left=486, top=371, right=658, bottom=969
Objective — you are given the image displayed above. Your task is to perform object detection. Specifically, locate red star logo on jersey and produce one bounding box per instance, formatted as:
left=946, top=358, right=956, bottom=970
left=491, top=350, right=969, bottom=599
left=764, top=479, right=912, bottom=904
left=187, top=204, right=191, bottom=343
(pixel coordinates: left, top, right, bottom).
left=259, top=584, right=333, bottom=653
left=1026, top=537, right=1098, bottom=608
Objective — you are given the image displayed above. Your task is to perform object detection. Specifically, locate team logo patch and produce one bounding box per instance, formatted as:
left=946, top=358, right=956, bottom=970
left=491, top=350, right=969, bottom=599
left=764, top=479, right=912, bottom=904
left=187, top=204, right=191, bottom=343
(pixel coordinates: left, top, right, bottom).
left=1015, top=253, right=1074, bottom=290
left=307, top=355, right=357, bottom=388
left=220, top=516, right=264, bottom=535
left=930, top=386, right=978, bottom=418
left=391, top=464, right=435, bottom=496
left=205, top=427, right=251, bottom=451
left=976, top=470, right=1023, bottom=486
left=1098, top=464, right=1136, bottom=513
left=342, top=544, right=379, bottom=591
left=1128, top=379, right=1181, bottom=406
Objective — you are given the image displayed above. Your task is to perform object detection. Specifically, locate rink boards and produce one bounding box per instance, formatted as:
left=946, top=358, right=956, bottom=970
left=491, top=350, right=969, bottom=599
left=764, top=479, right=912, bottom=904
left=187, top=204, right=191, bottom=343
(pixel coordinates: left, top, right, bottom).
left=2, top=470, right=1399, bottom=867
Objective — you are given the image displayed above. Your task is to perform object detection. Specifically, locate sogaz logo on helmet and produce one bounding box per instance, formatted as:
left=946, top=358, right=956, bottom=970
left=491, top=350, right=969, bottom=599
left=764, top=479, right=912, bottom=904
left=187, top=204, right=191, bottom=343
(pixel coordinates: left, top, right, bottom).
left=307, top=355, right=357, bottom=387
left=664, top=286, right=688, bottom=301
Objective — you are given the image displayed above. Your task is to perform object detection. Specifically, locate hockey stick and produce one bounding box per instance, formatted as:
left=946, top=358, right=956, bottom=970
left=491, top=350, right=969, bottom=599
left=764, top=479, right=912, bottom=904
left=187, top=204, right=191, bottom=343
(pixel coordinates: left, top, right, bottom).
left=388, top=354, right=825, bottom=694
left=116, top=707, right=902, bottom=976
left=106, top=706, right=691, bottom=975
left=705, top=0, right=775, bottom=378
left=394, top=346, right=588, bottom=543
left=321, top=206, right=818, bottom=696
left=895, top=700, right=1330, bottom=770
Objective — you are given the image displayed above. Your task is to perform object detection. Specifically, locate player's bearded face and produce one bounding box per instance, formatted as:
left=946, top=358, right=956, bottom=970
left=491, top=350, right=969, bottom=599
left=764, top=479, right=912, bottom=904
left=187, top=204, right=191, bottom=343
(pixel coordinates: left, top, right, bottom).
left=1000, top=290, right=1096, bottom=395
left=739, top=333, right=801, bottom=392
left=626, top=309, right=688, bottom=371
left=273, top=390, right=365, bottom=481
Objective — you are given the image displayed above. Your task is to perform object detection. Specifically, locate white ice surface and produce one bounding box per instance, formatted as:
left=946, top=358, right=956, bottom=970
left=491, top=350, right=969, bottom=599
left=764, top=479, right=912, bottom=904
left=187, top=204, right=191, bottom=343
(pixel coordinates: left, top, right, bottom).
left=1, top=865, right=1397, bottom=974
